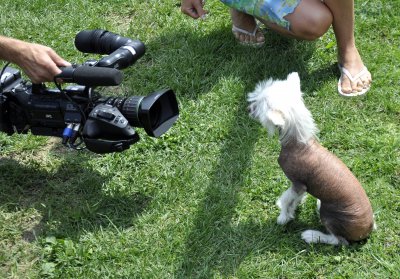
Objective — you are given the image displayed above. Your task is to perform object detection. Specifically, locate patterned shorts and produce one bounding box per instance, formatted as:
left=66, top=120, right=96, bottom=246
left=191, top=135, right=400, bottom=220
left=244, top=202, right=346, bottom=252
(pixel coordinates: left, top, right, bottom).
left=220, top=0, right=302, bottom=30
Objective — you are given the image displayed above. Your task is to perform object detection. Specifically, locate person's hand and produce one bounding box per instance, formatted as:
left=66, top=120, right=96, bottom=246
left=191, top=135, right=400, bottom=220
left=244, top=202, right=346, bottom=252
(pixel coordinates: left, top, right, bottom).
left=13, top=40, right=71, bottom=83
left=181, top=0, right=207, bottom=19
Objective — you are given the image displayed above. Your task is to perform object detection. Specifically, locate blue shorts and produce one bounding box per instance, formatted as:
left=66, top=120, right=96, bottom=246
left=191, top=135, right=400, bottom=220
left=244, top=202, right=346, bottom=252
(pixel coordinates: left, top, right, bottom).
left=220, top=0, right=302, bottom=30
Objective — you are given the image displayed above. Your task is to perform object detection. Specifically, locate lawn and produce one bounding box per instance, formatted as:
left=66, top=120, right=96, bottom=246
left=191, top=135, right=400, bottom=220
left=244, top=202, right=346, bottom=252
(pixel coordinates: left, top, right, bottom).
left=0, top=0, right=399, bottom=278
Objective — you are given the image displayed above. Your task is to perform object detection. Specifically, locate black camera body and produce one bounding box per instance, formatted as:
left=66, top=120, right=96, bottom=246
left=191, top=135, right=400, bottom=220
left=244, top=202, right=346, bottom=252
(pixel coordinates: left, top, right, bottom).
left=0, top=30, right=179, bottom=154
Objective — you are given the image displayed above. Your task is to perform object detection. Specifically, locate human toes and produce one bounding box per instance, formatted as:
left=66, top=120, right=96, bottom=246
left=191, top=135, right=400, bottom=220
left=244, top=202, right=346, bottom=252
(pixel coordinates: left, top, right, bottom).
left=340, top=76, right=353, bottom=94
left=354, top=72, right=372, bottom=92
left=233, top=31, right=247, bottom=43
left=255, top=29, right=265, bottom=43
left=353, top=79, right=365, bottom=92
left=360, top=72, right=372, bottom=89
left=241, top=33, right=251, bottom=43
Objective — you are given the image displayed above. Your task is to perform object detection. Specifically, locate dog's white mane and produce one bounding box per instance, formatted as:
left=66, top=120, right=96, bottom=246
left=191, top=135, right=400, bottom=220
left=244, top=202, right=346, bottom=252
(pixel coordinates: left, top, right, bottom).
left=278, top=96, right=318, bottom=145
left=248, top=73, right=318, bottom=146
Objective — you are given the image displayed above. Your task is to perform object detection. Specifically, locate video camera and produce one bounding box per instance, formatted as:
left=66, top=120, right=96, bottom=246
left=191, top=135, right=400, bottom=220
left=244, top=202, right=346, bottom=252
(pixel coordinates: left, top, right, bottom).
left=0, top=30, right=179, bottom=154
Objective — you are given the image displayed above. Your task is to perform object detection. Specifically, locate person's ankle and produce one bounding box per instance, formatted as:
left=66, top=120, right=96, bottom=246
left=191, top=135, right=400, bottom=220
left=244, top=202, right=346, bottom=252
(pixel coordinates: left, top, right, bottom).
left=230, top=9, right=257, bottom=30
left=338, top=45, right=362, bottom=65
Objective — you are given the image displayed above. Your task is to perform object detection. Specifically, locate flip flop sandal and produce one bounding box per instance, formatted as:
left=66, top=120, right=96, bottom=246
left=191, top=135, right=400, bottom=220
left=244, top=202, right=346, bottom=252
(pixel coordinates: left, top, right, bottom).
left=338, top=64, right=371, bottom=97
left=232, top=24, right=265, bottom=47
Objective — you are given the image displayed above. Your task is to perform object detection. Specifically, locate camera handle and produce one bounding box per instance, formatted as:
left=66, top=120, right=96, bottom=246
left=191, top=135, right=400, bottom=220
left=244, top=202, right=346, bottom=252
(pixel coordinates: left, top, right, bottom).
left=82, top=103, right=139, bottom=153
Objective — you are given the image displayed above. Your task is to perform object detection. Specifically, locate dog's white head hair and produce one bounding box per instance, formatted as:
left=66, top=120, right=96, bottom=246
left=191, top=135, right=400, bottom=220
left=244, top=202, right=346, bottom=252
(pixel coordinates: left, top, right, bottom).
left=247, top=72, right=318, bottom=145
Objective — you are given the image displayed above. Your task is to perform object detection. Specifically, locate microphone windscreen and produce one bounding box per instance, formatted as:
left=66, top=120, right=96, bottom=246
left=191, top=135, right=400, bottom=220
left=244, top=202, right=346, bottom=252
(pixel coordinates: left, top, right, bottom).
left=73, top=66, right=123, bottom=86
left=74, top=29, right=106, bottom=54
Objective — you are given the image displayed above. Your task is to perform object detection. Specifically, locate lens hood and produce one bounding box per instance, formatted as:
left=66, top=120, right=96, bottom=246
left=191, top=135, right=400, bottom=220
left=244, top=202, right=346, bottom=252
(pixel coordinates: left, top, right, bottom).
left=138, top=89, right=179, bottom=137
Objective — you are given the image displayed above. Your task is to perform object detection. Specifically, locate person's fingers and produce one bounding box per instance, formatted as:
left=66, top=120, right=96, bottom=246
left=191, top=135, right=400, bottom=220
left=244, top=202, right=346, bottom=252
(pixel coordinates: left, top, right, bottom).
left=26, top=69, right=49, bottom=84
left=182, top=6, right=200, bottom=19
left=17, top=60, right=47, bottom=84
left=48, top=49, right=71, bottom=68
left=26, top=54, right=62, bottom=83
left=191, top=1, right=206, bottom=17
left=39, top=48, right=71, bottom=82
left=181, top=0, right=206, bottom=19
left=39, top=56, right=63, bottom=79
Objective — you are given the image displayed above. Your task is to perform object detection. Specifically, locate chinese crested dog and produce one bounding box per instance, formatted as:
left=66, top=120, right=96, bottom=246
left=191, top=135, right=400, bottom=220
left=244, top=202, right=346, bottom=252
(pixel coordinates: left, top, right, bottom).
left=247, top=72, right=374, bottom=245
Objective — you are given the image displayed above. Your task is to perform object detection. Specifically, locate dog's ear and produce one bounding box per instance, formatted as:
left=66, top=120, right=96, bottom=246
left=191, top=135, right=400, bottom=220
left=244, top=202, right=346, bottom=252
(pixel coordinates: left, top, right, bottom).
left=267, top=110, right=285, bottom=127
left=287, top=72, right=301, bottom=91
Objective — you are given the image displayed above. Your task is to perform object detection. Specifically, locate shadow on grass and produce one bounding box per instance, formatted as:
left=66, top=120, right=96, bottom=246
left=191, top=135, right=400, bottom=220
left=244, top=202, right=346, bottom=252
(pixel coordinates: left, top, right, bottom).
left=144, top=28, right=342, bottom=277
left=129, top=25, right=337, bottom=100
left=0, top=23, right=340, bottom=272
left=0, top=155, right=150, bottom=240
left=173, top=99, right=325, bottom=278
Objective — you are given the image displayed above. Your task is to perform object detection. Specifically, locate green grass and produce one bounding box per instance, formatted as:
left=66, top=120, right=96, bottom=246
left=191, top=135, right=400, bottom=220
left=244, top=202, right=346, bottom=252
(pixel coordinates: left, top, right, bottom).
left=0, top=0, right=399, bottom=278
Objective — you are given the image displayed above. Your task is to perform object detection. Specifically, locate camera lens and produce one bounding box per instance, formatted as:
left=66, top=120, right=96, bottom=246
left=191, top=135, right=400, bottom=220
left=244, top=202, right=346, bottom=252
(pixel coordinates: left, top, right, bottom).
left=120, top=96, right=143, bottom=128
left=110, top=89, right=178, bottom=137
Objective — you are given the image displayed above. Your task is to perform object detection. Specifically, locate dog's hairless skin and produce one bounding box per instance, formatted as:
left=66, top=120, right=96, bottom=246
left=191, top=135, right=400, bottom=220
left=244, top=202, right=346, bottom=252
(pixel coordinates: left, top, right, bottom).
left=279, top=139, right=374, bottom=242
left=248, top=72, right=375, bottom=245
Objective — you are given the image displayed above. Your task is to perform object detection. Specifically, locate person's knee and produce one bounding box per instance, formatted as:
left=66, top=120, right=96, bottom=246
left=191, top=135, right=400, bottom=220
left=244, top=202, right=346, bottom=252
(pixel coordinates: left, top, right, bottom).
left=292, top=12, right=332, bottom=40
left=307, top=12, right=332, bottom=40
left=288, top=2, right=333, bottom=41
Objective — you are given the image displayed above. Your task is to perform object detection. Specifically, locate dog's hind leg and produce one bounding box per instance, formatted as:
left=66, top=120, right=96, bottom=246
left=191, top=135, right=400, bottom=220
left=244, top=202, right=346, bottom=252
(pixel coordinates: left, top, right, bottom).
left=276, top=183, right=306, bottom=225
left=301, top=230, right=348, bottom=245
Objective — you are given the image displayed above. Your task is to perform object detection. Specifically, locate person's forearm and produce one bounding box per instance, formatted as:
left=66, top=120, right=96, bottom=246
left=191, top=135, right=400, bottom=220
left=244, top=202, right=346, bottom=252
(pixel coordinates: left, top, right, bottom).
left=0, top=35, right=25, bottom=63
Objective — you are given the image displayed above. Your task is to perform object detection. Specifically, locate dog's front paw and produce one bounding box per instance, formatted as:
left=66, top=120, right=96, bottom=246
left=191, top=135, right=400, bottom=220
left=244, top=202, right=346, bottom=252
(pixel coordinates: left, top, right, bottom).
left=277, top=212, right=293, bottom=225
left=301, top=230, right=345, bottom=245
left=301, top=230, right=317, bottom=244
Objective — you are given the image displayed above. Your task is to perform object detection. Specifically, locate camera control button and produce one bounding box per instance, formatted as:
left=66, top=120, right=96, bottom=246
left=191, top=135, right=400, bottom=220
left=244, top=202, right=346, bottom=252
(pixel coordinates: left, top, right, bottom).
left=97, top=111, right=115, bottom=121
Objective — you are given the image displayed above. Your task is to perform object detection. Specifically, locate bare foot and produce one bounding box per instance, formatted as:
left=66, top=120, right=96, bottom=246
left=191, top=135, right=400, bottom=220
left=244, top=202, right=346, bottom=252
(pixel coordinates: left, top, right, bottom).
left=230, top=9, right=265, bottom=45
left=338, top=46, right=372, bottom=94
